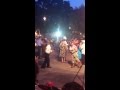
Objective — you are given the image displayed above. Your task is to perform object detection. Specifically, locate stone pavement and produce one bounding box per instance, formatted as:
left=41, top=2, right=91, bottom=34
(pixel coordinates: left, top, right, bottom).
left=36, top=51, right=85, bottom=89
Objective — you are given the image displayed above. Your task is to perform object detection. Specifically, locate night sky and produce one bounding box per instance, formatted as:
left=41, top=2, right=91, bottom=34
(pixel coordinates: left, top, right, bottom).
left=64, top=0, right=85, bottom=8
left=35, top=0, right=85, bottom=8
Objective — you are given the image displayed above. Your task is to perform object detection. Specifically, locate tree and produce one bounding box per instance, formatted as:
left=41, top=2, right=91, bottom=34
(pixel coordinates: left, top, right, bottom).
left=35, top=0, right=72, bottom=34
left=35, top=0, right=85, bottom=35
left=69, top=5, right=85, bottom=34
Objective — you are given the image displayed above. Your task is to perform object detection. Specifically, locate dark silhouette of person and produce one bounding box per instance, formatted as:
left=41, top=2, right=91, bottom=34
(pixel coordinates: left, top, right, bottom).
left=62, top=82, right=84, bottom=90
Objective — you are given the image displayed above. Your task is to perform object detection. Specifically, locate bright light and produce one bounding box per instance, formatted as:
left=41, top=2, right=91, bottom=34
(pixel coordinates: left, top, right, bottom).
left=53, top=26, right=62, bottom=42
left=35, top=0, right=38, bottom=2
left=69, top=26, right=71, bottom=29
left=43, top=16, right=47, bottom=21
left=63, top=36, right=67, bottom=40
left=55, top=31, right=61, bottom=37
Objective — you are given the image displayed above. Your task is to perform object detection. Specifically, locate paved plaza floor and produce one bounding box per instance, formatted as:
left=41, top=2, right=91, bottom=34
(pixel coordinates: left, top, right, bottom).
left=36, top=51, right=85, bottom=89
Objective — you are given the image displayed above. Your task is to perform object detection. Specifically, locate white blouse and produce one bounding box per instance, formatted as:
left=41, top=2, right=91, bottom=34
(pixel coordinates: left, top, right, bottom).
left=45, top=44, right=52, bottom=54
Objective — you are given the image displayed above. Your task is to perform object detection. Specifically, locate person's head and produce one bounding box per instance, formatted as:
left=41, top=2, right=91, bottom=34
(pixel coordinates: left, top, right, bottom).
left=62, top=82, right=84, bottom=90
left=80, top=40, right=85, bottom=45
left=35, top=32, right=37, bottom=36
left=76, top=39, right=80, bottom=44
left=69, top=41, right=73, bottom=46
left=35, top=29, right=40, bottom=35
left=70, top=40, right=75, bottom=45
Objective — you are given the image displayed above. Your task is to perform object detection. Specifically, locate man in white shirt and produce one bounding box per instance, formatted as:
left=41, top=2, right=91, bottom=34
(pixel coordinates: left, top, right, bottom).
left=41, top=41, right=52, bottom=68
left=45, top=44, right=52, bottom=54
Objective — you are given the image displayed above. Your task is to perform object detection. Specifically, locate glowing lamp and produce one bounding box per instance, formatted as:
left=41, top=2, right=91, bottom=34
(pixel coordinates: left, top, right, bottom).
left=55, top=31, right=61, bottom=37
left=43, top=16, right=47, bottom=21
left=63, top=36, right=67, bottom=40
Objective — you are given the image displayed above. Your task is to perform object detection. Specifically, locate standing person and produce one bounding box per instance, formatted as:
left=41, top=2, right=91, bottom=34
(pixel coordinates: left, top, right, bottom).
left=78, top=46, right=82, bottom=61
left=35, top=42, right=39, bottom=64
left=41, top=38, right=48, bottom=58
left=80, top=40, right=85, bottom=64
left=35, top=31, right=39, bottom=63
left=63, top=39, right=68, bottom=62
left=41, top=40, right=52, bottom=68
left=35, top=30, right=43, bottom=59
left=35, top=35, right=39, bottom=85
left=75, top=39, right=82, bottom=61
left=59, top=39, right=68, bottom=62
left=69, top=41, right=82, bottom=68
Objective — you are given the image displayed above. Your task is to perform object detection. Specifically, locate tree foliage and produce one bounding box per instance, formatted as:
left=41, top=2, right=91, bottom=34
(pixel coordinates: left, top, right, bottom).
left=35, top=0, right=85, bottom=34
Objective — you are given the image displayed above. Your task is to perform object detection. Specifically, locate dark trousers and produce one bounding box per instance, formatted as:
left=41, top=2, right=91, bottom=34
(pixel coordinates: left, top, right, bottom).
left=37, top=46, right=42, bottom=59
left=35, top=46, right=39, bottom=57
left=42, top=53, right=50, bottom=68
left=35, top=62, right=39, bottom=81
left=41, top=45, right=45, bottom=58
left=82, top=54, right=85, bottom=64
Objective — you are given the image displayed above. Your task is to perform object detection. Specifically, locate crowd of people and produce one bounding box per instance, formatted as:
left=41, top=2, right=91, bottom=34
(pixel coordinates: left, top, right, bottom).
left=59, top=38, right=85, bottom=68
left=35, top=29, right=85, bottom=90
left=35, top=30, right=52, bottom=68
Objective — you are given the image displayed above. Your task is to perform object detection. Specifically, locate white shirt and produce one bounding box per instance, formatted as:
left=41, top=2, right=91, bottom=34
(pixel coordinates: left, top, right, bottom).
left=80, top=40, right=85, bottom=55
left=45, top=44, right=52, bottom=54
left=35, top=43, right=37, bottom=46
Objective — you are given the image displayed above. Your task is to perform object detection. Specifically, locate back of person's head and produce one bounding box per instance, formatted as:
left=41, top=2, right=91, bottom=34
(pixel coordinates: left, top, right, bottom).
left=62, top=82, right=84, bottom=90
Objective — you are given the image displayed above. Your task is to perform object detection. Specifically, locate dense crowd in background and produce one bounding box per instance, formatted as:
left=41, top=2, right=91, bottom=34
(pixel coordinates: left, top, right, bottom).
left=35, top=29, right=85, bottom=90
left=59, top=37, right=85, bottom=68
